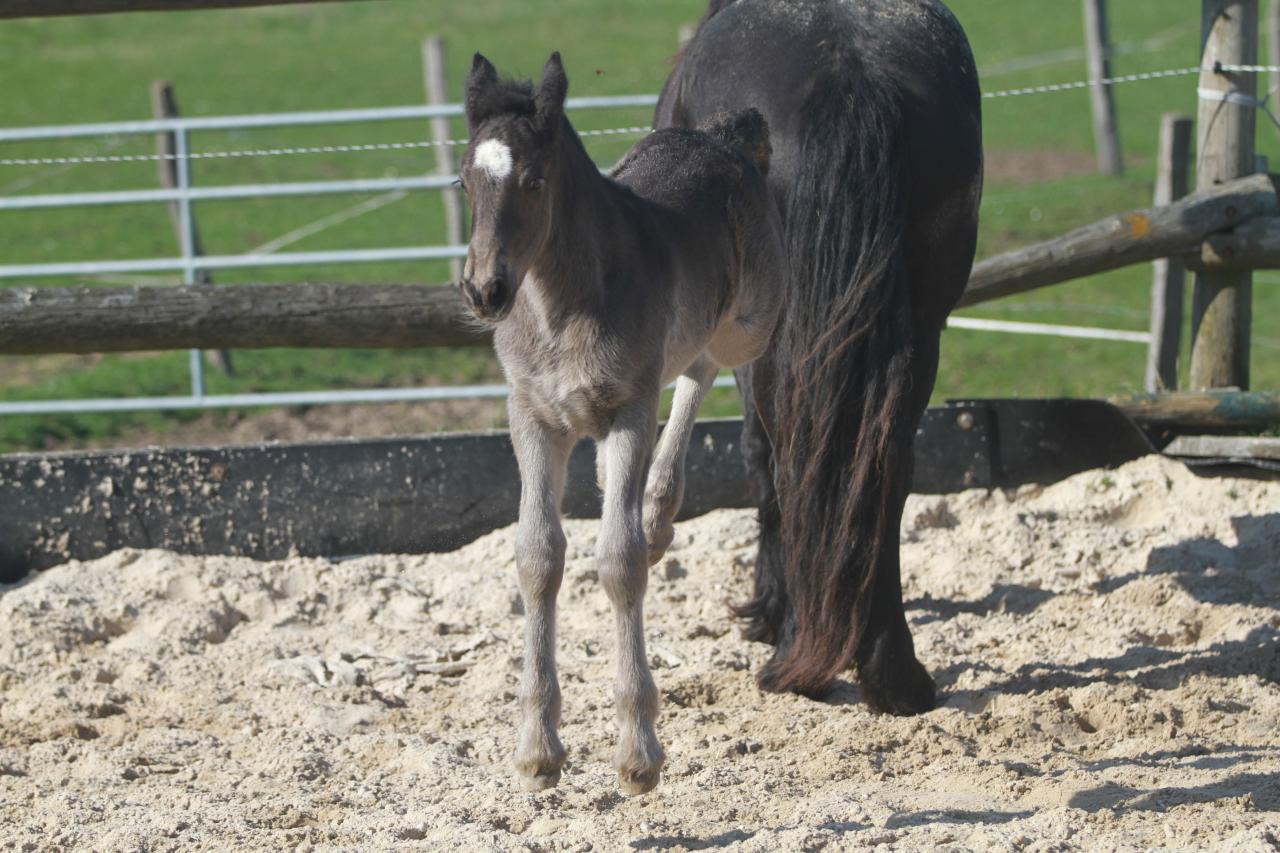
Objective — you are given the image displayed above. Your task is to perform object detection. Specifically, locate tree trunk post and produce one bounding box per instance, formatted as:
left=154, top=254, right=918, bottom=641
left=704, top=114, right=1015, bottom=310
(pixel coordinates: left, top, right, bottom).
left=1190, top=0, right=1258, bottom=390
left=422, top=36, right=465, bottom=283
left=1084, top=0, right=1124, bottom=176
left=1269, top=0, right=1280, bottom=134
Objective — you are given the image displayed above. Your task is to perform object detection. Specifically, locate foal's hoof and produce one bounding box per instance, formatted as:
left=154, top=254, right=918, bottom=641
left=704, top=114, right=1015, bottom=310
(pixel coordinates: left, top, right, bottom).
left=514, top=744, right=566, bottom=792
left=617, top=765, right=662, bottom=797
left=615, top=735, right=665, bottom=796
left=644, top=520, right=675, bottom=567
left=516, top=766, right=562, bottom=792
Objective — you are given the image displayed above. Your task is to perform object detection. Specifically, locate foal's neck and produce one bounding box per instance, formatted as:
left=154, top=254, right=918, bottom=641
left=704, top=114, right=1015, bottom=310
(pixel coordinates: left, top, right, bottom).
left=527, top=119, right=617, bottom=305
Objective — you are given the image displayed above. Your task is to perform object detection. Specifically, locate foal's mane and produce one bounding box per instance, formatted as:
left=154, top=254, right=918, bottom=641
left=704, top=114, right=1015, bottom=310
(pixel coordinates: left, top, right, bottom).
left=466, top=77, right=536, bottom=126
left=468, top=74, right=592, bottom=161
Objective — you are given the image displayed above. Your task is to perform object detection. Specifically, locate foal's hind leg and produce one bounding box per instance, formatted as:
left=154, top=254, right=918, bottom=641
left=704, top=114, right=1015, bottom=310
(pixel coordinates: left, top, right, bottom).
left=598, top=402, right=665, bottom=795
left=509, top=401, right=575, bottom=790
left=644, top=357, right=717, bottom=565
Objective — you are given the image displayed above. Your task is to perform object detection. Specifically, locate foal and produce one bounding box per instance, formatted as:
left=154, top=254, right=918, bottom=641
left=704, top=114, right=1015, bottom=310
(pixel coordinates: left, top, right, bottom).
left=458, top=52, right=784, bottom=795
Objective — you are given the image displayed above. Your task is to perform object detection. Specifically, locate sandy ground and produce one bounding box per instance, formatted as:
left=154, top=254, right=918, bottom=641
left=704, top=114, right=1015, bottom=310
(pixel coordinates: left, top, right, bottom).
left=1, top=454, right=1278, bottom=851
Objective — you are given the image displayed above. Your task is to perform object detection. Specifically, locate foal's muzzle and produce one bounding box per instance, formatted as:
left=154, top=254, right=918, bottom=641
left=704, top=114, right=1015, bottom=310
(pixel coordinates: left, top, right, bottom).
left=460, top=276, right=512, bottom=322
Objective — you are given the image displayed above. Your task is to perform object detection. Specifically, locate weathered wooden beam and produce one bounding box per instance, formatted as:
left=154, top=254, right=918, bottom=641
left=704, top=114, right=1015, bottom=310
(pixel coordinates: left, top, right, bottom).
left=1165, top=434, right=1280, bottom=460
left=958, top=173, right=1279, bottom=308
left=1188, top=215, right=1280, bottom=270
left=0, top=0, right=377, bottom=18
left=1111, top=391, right=1280, bottom=432
left=0, top=282, right=487, bottom=354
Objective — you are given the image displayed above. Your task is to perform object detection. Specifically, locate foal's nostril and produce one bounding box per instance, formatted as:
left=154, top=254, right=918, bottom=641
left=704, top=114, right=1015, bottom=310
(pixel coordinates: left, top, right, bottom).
left=483, top=278, right=508, bottom=312
left=460, top=281, right=480, bottom=311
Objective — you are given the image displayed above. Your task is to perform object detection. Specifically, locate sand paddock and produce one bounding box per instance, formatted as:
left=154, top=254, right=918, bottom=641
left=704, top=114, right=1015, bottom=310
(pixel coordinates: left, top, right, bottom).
left=1, top=455, right=1278, bottom=851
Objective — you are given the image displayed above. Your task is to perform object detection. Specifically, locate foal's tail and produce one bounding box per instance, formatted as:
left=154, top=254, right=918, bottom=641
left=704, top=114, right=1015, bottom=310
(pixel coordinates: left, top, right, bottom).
left=700, top=108, right=772, bottom=176
left=757, top=62, right=916, bottom=695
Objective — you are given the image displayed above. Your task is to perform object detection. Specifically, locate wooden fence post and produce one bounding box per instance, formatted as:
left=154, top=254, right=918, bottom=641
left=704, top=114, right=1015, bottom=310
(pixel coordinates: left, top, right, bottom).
left=150, top=80, right=233, bottom=376
left=1145, top=114, right=1194, bottom=392
left=1270, top=0, right=1280, bottom=134
left=1190, top=0, right=1258, bottom=391
left=422, top=36, right=465, bottom=283
left=1083, top=0, right=1123, bottom=176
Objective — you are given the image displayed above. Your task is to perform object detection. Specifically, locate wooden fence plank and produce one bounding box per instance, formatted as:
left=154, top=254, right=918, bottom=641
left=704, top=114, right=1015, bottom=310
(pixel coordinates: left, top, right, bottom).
left=1145, top=113, right=1193, bottom=392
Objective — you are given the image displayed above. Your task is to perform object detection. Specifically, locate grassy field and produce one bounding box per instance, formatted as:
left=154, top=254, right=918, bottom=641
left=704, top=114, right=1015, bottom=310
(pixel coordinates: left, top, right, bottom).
left=0, top=0, right=1278, bottom=451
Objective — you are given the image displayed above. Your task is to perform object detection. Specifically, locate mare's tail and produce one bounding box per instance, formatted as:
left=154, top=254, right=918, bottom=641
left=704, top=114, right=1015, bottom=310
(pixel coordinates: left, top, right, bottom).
left=700, top=108, right=772, bottom=176
left=756, top=60, right=916, bottom=695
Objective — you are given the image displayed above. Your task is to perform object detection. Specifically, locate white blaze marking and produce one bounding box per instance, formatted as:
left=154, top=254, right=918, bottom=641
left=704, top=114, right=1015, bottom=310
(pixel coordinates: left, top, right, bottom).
left=473, top=139, right=513, bottom=181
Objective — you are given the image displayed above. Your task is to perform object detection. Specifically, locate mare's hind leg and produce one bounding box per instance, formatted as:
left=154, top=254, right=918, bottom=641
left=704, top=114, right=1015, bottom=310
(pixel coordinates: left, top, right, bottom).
left=598, top=402, right=665, bottom=795
left=509, top=401, right=575, bottom=790
left=855, top=333, right=942, bottom=716
left=643, top=357, right=717, bottom=565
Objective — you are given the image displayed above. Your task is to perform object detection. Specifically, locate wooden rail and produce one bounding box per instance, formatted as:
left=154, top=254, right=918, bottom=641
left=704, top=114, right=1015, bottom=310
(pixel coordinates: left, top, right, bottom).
left=957, top=173, right=1280, bottom=308
left=1111, top=391, right=1280, bottom=432
left=0, top=282, right=485, bottom=354
left=2, top=176, right=1279, bottom=355
left=0, top=0, right=376, bottom=18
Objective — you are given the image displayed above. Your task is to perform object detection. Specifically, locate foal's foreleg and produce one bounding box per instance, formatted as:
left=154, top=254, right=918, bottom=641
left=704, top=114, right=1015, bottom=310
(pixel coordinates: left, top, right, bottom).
left=598, top=403, right=664, bottom=795
left=509, top=403, right=575, bottom=791
left=644, top=357, right=717, bottom=565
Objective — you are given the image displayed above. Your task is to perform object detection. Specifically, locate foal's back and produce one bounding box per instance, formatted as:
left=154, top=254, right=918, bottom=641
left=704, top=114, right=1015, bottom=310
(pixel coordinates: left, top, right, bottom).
left=607, top=115, right=782, bottom=375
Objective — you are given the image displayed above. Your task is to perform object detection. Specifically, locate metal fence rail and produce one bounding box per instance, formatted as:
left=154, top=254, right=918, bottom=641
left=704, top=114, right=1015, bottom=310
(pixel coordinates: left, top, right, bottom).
left=0, top=96, right=659, bottom=416
left=0, top=376, right=743, bottom=416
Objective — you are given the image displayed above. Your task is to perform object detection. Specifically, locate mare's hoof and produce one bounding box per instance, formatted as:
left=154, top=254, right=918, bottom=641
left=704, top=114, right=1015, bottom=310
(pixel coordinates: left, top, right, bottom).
left=617, top=766, right=662, bottom=796
left=859, top=650, right=937, bottom=716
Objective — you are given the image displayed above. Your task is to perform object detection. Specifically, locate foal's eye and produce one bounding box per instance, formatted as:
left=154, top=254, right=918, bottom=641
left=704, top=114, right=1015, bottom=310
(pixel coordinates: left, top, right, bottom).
left=527, top=177, right=546, bottom=192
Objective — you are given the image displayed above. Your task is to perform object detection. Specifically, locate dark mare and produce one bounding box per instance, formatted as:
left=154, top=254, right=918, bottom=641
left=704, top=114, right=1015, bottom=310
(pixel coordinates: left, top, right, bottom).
left=655, top=0, right=984, bottom=713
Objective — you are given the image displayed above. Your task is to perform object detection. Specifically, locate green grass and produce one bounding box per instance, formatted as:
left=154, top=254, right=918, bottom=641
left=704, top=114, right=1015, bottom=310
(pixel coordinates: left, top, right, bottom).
left=0, top=0, right=1277, bottom=450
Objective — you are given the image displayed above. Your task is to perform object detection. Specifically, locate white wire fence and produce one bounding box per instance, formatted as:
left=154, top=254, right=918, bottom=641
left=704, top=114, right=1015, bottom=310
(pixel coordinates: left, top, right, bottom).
left=0, top=58, right=1275, bottom=416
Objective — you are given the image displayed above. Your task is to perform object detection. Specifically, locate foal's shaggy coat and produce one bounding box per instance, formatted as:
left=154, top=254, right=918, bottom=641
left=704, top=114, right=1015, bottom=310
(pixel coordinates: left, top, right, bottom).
left=458, top=52, right=783, bottom=794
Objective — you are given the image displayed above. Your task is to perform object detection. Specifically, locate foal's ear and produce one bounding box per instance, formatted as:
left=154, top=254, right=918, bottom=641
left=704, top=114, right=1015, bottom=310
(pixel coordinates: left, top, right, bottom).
left=535, top=51, right=569, bottom=135
left=465, top=53, right=500, bottom=130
